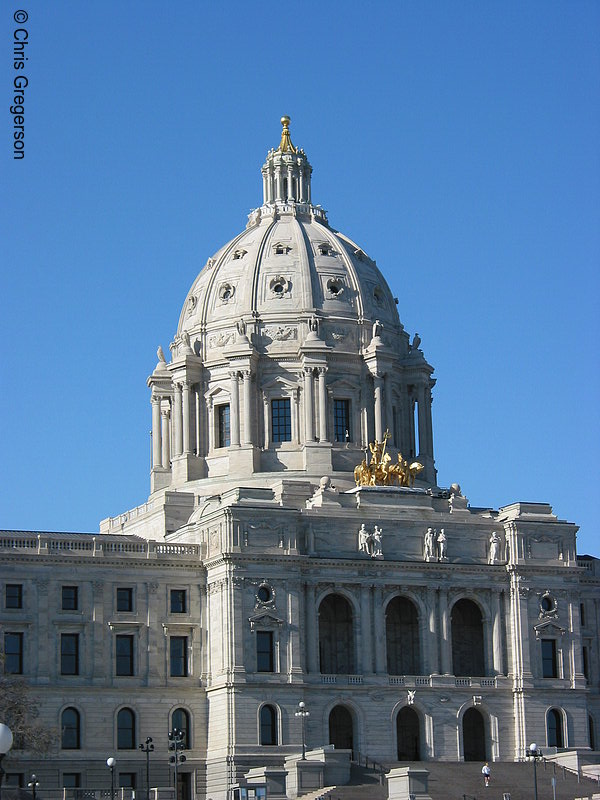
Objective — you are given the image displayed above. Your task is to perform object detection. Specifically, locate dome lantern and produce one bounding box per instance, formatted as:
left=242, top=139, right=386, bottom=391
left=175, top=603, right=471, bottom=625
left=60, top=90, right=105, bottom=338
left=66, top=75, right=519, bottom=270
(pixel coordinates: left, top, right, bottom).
left=261, top=116, right=313, bottom=206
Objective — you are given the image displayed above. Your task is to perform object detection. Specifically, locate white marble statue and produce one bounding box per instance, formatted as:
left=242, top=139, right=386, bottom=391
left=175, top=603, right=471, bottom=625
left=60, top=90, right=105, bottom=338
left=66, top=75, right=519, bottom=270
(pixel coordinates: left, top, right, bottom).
left=157, top=345, right=166, bottom=363
left=489, top=531, right=501, bottom=565
left=424, top=527, right=435, bottom=561
left=372, top=525, right=383, bottom=558
left=358, top=524, right=369, bottom=554
left=407, top=690, right=416, bottom=705
left=437, top=528, right=447, bottom=561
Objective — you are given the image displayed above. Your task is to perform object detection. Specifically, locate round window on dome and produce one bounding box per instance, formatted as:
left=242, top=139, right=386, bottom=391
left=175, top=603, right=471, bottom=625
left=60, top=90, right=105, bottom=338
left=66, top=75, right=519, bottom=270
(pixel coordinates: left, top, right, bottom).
left=269, top=276, right=289, bottom=297
left=257, top=585, right=272, bottom=603
left=373, top=285, right=384, bottom=306
left=326, top=278, right=344, bottom=299
left=219, top=283, right=235, bottom=302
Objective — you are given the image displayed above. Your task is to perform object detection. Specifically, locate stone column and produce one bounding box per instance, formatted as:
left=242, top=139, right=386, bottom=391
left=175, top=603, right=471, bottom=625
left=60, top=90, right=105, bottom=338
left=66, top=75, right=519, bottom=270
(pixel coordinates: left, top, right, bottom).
left=438, top=588, right=452, bottom=674
left=305, top=583, right=319, bottom=674
left=195, top=385, right=202, bottom=457
left=384, top=373, right=393, bottom=443
left=275, top=166, right=283, bottom=201
left=161, top=407, right=171, bottom=467
left=173, top=383, right=183, bottom=457
left=299, top=168, right=305, bottom=202
left=229, top=370, right=240, bottom=447
left=360, top=585, right=373, bottom=674
left=425, top=587, right=438, bottom=674
left=304, top=368, right=315, bottom=442
left=262, top=171, right=268, bottom=203
left=373, top=376, right=384, bottom=442
left=492, top=591, right=504, bottom=676
left=425, top=387, right=434, bottom=458
left=318, top=367, right=327, bottom=442
left=287, top=165, right=294, bottom=200
left=182, top=382, right=191, bottom=455
left=263, top=393, right=270, bottom=449
left=374, top=586, right=386, bottom=674
left=151, top=396, right=162, bottom=467
left=242, top=370, right=252, bottom=445
left=417, top=384, right=428, bottom=457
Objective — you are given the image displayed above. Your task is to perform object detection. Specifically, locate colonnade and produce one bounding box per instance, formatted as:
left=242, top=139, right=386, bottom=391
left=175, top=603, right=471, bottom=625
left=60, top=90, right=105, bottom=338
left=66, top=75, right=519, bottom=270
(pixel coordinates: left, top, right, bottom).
left=302, top=585, right=506, bottom=678
left=149, top=365, right=435, bottom=470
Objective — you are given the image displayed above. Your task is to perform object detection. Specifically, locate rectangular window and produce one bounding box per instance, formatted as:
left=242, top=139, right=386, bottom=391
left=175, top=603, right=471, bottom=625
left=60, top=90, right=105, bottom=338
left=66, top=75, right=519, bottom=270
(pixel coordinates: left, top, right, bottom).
left=271, top=399, right=291, bottom=442
left=62, top=586, right=78, bottom=611
left=117, top=587, right=133, bottom=612
left=119, top=773, right=136, bottom=789
left=116, top=635, right=134, bottom=676
left=4, top=632, right=23, bottom=674
left=334, top=399, right=351, bottom=443
left=583, top=645, right=590, bottom=682
left=218, top=404, right=231, bottom=448
left=5, top=775, right=24, bottom=789
left=170, top=636, right=188, bottom=677
left=256, top=631, right=274, bottom=672
left=541, top=639, right=558, bottom=678
left=61, top=633, right=79, bottom=675
left=580, top=602, right=586, bottom=627
left=62, top=774, right=81, bottom=789
left=6, top=584, right=23, bottom=609
left=170, top=589, right=187, bottom=614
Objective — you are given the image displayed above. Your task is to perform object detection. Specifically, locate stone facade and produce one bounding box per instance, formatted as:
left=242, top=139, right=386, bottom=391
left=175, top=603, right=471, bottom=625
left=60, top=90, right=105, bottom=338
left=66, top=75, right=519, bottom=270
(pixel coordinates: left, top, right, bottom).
left=1, top=119, right=598, bottom=800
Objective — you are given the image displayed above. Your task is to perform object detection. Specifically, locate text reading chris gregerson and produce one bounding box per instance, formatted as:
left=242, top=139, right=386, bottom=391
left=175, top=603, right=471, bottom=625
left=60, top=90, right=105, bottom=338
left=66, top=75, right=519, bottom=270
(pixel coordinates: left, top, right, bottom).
left=12, top=10, right=29, bottom=160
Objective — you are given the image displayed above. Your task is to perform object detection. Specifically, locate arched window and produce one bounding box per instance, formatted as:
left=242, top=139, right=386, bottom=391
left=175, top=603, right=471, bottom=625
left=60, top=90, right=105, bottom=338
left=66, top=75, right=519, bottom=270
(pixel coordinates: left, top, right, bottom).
left=319, top=594, right=354, bottom=674
left=452, top=599, right=485, bottom=677
left=547, top=708, right=564, bottom=748
left=329, top=705, right=353, bottom=751
left=117, top=708, right=136, bottom=749
left=61, top=707, right=80, bottom=749
left=172, top=708, right=191, bottom=748
left=397, top=706, right=420, bottom=761
left=386, top=597, right=420, bottom=675
left=260, top=705, right=277, bottom=746
left=463, top=708, right=486, bottom=762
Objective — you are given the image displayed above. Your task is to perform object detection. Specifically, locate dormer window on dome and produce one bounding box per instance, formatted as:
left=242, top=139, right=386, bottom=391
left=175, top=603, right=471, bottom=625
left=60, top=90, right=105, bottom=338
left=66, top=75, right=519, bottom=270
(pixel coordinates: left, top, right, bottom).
left=232, top=249, right=247, bottom=260
left=318, top=243, right=333, bottom=256
left=273, top=242, right=291, bottom=256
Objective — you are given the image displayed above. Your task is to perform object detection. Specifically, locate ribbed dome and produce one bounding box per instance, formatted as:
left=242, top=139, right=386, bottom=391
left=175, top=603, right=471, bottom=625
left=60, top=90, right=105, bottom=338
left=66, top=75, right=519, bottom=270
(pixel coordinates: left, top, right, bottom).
left=174, top=117, right=408, bottom=361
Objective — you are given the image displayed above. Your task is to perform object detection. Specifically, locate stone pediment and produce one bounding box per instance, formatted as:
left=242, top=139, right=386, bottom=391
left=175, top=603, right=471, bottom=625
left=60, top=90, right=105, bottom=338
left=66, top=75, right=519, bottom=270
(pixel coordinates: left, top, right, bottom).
left=248, top=609, right=284, bottom=631
left=533, top=619, right=566, bottom=639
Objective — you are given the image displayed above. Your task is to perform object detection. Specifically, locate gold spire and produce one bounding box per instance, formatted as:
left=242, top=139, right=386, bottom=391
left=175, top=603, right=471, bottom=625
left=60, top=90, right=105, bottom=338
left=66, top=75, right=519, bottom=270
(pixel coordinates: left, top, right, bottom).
left=278, top=115, right=297, bottom=153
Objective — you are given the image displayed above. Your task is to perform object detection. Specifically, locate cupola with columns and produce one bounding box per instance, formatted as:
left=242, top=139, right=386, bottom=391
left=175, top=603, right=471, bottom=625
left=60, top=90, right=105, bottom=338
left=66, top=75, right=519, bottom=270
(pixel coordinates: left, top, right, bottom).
left=147, top=117, right=436, bottom=494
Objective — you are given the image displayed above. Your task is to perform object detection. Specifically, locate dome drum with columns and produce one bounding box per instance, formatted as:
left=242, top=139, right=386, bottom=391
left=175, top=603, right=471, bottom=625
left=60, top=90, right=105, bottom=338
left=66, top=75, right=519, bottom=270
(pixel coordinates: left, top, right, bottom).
left=148, top=117, right=436, bottom=496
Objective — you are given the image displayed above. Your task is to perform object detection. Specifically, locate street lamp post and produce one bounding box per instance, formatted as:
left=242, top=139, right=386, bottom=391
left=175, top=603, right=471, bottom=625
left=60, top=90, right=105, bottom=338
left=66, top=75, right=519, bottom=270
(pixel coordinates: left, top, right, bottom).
left=0, top=724, right=14, bottom=800
left=529, top=742, right=542, bottom=800
left=106, top=757, right=117, bottom=800
left=27, top=775, right=40, bottom=800
left=168, top=729, right=186, bottom=800
left=295, top=702, right=310, bottom=760
left=139, top=737, right=154, bottom=800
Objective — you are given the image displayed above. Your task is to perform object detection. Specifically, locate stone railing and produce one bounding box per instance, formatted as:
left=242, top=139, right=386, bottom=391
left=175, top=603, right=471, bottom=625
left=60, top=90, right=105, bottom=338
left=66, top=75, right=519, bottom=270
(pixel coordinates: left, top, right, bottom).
left=0, top=532, right=201, bottom=561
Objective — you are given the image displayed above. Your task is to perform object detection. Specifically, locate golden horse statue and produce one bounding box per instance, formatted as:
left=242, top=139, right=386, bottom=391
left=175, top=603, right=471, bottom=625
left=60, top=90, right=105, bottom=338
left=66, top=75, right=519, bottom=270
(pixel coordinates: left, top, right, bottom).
left=354, top=432, right=423, bottom=487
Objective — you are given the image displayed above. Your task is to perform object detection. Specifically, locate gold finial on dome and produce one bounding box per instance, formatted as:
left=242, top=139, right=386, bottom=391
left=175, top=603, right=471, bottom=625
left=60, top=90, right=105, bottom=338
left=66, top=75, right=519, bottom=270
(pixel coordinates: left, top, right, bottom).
left=278, top=115, right=297, bottom=153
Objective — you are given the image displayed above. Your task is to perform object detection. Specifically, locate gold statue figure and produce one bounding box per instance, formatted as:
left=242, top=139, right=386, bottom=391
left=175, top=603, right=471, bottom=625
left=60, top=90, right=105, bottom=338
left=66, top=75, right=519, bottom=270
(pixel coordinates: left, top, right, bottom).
left=354, top=430, right=423, bottom=487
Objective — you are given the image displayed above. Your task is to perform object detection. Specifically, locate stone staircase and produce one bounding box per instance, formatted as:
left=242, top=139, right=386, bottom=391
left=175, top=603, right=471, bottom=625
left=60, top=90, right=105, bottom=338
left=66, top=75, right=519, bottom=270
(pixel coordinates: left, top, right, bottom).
left=297, top=760, right=600, bottom=800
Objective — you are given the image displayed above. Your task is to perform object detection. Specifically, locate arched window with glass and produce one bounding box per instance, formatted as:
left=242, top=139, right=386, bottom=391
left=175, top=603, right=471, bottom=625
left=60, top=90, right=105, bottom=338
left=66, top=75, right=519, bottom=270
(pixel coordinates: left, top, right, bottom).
left=259, top=705, right=277, bottom=746
left=61, top=707, right=81, bottom=749
left=547, top=708, right=564, bottom=748
left=117, top=708, right=136, bottom=750
left=172, top=707, right=191, bottom=748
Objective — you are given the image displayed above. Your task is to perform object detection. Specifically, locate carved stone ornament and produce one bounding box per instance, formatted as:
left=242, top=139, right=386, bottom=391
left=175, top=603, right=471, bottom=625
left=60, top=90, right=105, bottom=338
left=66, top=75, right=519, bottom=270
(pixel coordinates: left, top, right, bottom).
left=186, top=295, right=197, bottom=315
left=208, top=330, right=236, bottom=349
left=325, top=277, right=345, bottom=299
left=248, top=609, right=284, bottom=631
left=264, top=325, right=297, bottom=342
left=269, top=275, right=291, bottom=297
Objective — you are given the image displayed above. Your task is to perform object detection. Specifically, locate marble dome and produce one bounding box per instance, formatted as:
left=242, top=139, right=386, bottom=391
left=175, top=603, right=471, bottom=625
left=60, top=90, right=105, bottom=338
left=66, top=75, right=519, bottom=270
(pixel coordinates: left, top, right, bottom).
left=174, top=117, right=409, bottom=361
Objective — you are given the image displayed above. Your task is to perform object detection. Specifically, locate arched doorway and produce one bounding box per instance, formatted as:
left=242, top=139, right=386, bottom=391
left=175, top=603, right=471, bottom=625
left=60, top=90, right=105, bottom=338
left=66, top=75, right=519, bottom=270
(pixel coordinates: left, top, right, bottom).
left=319, top=594, right=355, bottom=674
left=547, top=708, right=564, bottom=747
left=329, top=705, right=354, bottom=752
left=463, top=707, right=486, bottom=761
left=397, top=706, right=420, bottom=761
left=386, top=596, right=420, bottom=675
left=452, top=599, right=485, bottom=676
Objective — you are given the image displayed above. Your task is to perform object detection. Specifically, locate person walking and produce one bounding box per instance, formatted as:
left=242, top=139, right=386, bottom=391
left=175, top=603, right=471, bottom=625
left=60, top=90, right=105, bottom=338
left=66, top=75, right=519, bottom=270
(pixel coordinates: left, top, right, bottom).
left=482, top=762, right=491, bottom=787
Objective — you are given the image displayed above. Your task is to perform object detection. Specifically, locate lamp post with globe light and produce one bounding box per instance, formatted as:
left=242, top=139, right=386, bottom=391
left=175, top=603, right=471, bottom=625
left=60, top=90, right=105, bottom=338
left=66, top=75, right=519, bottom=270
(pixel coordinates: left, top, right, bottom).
left=106, top=757, right=117, bottom=800
left=529, top=742, right=542, bottom=800
left=139, top=737, right=154, bottom=800
left=168, top=729, right=186, bottom=800
left=295, top=702, right=310, bottom=760
left=27, top=775, right=40, bottom=800
left=0, top=725, right=14, bottom=800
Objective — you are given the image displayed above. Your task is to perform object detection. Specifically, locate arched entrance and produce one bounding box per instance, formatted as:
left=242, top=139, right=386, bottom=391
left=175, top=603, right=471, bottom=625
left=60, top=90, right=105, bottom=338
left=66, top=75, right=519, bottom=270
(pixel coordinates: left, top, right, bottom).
left=452, top=599, right=485, bottom=676
left=397, top=706, right=420, bottom=761
left=386, top=596, right=420, bottom=675
left=463, top=707, right=486, bottom=761
left=319, top=594, right=355, bottom=674
left=329, top=705, right=354, bottom=752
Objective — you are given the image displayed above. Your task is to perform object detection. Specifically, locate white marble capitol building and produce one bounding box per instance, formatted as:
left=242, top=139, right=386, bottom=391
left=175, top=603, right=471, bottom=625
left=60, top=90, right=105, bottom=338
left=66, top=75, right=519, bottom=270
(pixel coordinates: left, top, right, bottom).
left=1, top=118, right=598, bottom=800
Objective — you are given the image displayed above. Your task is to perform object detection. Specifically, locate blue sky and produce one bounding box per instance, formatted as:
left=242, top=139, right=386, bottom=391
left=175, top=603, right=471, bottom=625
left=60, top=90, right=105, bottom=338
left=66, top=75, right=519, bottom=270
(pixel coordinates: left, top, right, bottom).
left=1, top=1, right=599, bottom=556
